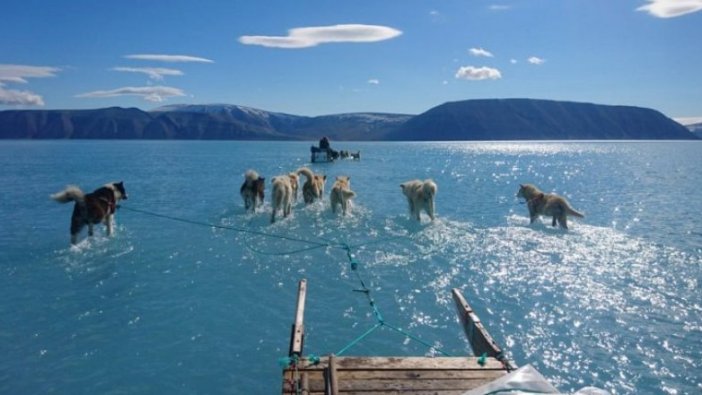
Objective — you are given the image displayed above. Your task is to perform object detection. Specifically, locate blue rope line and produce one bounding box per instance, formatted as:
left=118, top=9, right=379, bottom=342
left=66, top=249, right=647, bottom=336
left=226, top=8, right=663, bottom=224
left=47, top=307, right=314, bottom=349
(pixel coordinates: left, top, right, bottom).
left=118, top=205, right=329, bottom=247
left=336, top=322, right=384, bottom=356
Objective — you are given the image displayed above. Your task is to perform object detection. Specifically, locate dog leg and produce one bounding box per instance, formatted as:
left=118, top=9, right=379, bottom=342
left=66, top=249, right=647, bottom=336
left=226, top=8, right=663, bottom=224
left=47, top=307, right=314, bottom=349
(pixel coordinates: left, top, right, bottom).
left=552, top=216, right=557, bottom=227
left=106, top=215, right=114, bottom=236
left=427, top=199, right=435, bottom=220
left=558, top=216, right=568, bottom=229
left=88, top=224, right=94, bottom=237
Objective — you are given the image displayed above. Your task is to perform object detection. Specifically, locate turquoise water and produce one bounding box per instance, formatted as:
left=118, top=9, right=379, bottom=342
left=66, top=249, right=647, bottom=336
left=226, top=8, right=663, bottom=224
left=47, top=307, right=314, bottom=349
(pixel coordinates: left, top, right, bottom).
left=1, top=140, right=700, bottom=394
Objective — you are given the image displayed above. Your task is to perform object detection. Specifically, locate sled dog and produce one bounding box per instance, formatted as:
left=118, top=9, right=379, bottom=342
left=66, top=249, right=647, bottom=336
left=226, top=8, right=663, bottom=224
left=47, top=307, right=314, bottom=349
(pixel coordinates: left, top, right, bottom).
left=51, top=181, right=128, bottom=245
left=240, top=170, right=265, bottom=212
left=516, top=183, right=584, bottom=229
left=400, top=179, right=437, bottom=221
left=297, top=167, right=326, bottom=204
left=330, top=176, right=356, bottom=215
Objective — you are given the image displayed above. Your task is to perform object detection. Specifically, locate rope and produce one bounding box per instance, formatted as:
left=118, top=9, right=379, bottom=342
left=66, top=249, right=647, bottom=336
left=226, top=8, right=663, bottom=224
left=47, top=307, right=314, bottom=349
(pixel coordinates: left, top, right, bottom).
left=118, top=204, right=475, bottom=360
left=118, top=205, right=330, bottom=248
left=334, top=243, right=453, bottom=357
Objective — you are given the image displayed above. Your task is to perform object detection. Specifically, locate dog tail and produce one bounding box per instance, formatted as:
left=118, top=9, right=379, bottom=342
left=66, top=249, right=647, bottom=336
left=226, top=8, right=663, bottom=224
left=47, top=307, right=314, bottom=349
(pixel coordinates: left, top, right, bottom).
left=342, top=190, right=356, bottom=199
left=296, top=167, right=314, bottom=181
left=566, top=205, right=585, bottom=218
left=244, top=169, right=259, bottom=182
left=51, top=185, right=85, bottom=204
left=423, top=179, right=437, bottom=198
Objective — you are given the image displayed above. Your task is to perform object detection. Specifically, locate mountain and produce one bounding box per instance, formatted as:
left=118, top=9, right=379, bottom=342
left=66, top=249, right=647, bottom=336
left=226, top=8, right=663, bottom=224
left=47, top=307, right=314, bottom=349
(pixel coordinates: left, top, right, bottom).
left=683, top=122, right=702, bottom=139
left=386, top=99, right=694, bottom=140
left=0, top=99, right=696, bottom=140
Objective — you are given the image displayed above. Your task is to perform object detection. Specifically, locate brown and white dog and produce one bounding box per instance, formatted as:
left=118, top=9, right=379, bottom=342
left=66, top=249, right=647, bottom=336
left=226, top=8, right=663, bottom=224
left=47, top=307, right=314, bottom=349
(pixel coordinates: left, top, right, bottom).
left=400, top=179, right=437, bottom=221
left=516, top=183, right=584, bottom=229
left=287, top=172, right=299, bottom=202
left=270, top=175, right=294, bottom=223
left=240, top=170, right=265, bottom=212
left=297, top=167, right=326, bottom=204
left=51, top=181, right=128, bottom=245
left=330, top=176, right=356, bottom=215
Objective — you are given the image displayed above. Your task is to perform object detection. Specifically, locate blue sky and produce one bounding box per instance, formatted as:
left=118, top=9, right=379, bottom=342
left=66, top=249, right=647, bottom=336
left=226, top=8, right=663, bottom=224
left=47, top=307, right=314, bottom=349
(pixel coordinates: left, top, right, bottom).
left=1, top=0, right=701, bottom=122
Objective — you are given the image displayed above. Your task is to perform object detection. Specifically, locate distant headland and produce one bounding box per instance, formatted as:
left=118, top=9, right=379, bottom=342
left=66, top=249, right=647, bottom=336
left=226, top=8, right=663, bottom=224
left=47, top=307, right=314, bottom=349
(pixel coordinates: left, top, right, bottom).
left=0, top=99, right=696, bottom=140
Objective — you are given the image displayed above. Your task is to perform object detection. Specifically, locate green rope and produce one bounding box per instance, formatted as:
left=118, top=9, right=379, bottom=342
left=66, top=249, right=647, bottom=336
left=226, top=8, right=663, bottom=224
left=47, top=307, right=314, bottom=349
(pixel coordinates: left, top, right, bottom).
left=118, top=205, right=329, bottom=247
left=336, top=322, right=384, bottom=356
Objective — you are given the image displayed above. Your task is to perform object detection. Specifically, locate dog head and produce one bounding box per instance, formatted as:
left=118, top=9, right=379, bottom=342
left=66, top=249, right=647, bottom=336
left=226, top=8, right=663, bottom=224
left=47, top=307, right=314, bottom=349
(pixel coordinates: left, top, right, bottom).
left=112, top=181, right=128, bottom=200
left=517, top=183, right=538, bottom=201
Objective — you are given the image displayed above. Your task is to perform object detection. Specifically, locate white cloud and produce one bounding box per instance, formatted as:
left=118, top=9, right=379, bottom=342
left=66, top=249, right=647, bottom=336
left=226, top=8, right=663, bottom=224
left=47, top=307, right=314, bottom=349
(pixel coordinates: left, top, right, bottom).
left=455, top=66, right=502, bottom=81
left=239, top=24, right=402, bottom=49
left=637, top=0, right=702, bottom=18
left=0, top=86, right=45, bottom=105
left=429, top=10, right=440, bottom=16
left=488, top=5, right=512, bottom=11
left=0, top=64, right=60, bottom=106
left=367, top=79, right=380, bottom=85
left=469, top=47, right=494, bottom=57
left=510, top=59, right=518, bottom=64
left=124, top=54, right=214, bottom=63
left=528, top=56, right=546, bottom=65
left=77, top=86, right=186, bottom=102
left=112, top=67, right=184, bottom=80
left=0, top=64, right=60, bottom=84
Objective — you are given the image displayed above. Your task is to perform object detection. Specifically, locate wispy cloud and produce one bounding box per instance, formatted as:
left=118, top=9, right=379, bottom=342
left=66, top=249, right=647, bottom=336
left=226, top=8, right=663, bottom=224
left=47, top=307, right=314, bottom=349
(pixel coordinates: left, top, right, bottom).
left=239, top=24, right=402, bottom=49
left=510, top=59, right=518, bottom=64
left=455, top=66, right=502, bottom=81
left=0, top=64, right=60, bottom=84
left=527, top=56, right=546, bottom=65
left=0, top=64, right=60, bottom=106
left=469, top=47, right=494, bottom=57
left=124, top=54, right=214, bottom=63
left=77, top=86, right=186, bottom=102
left=488, top=5, right=512, bottom=11
left=0, top=86, right=45, bottom=105
left=112, top=67, right=184, bottom=80
left=637, top=0, right=702, bottom=18
left=367, top=79, right=380, bottom=85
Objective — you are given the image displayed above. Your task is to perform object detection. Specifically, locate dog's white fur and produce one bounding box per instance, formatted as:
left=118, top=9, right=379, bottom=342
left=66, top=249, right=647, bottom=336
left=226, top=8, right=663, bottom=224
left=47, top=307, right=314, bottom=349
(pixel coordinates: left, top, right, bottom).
left=288, top=173, right=299, bottom=202
left=330, top=176, right=356, bottom=215
left=270, top=175, right=294, bottom=223
left=297, top=167, right=326, bottom=204
left=400, top=179, right=437, bottom=221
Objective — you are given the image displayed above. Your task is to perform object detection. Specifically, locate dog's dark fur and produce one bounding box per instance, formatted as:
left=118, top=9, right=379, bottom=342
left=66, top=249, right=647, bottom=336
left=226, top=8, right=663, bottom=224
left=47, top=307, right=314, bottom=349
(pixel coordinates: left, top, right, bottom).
left=51, top=181, right=128, bottom=245
left=240, top=170, right=265, bottom=212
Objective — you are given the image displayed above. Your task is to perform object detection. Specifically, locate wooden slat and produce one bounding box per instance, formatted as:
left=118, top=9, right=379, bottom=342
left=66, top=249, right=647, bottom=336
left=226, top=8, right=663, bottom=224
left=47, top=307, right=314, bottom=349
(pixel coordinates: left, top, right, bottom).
left=295, top=356, right=505, bottom=370
left=326, top=354, right=339, bottom=395
left=289, top=279, right=307, bottom=357
left=452, top=288, right=516, bottom=371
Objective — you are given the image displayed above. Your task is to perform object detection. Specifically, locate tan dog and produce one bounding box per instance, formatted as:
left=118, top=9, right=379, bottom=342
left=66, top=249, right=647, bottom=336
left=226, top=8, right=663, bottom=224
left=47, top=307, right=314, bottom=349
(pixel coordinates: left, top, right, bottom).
left=270, top=175, right=294, bottom=223
left=400, top=179, right=437, bottom=221
left=516, top=183, right=584, bottom=229
left=51, top=181, right=128, bottom=245
left=288, top=172, right=299, bottom=202
left=297, top=167, right=326, bottom=204
left=330, top=176, right=356, bottom=215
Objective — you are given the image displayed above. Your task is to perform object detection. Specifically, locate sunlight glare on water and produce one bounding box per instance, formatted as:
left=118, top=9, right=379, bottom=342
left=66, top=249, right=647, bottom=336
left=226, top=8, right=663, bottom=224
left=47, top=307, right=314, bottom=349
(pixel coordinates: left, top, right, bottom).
left=0, top=140, right=700, bottom=394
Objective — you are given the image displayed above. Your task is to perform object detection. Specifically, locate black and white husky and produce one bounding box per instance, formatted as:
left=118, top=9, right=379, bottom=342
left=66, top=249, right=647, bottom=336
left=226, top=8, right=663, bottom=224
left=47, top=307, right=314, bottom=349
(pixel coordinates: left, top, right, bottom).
left=51, top=181, right=128, bottom=245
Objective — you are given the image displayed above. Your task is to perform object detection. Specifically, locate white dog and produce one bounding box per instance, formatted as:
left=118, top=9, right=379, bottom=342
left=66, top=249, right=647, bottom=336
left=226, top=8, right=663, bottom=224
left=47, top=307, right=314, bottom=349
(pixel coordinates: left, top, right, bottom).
left=270, top=175, right=294, bottom=223
left=400, top=179, right=437, bottom=221
left=330, top=176, right=356, bottom=215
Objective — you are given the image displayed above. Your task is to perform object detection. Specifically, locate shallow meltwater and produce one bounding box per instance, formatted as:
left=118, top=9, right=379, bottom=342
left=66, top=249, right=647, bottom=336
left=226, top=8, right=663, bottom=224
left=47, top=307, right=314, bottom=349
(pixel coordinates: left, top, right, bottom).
left=1, top=141, right=701, bottom=394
